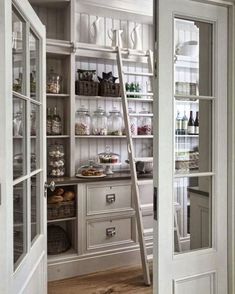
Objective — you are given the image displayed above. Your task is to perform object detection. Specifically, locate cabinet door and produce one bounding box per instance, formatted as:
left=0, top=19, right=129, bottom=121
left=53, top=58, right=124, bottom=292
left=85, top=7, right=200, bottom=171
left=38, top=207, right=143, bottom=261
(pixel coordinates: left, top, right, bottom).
left=0, top=0, right=46, bottom=293
left=154, top=0, right=228, bottom=293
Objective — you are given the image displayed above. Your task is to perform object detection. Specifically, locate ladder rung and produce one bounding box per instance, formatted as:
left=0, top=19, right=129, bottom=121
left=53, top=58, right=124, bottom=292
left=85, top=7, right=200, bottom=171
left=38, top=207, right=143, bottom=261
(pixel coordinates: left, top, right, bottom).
left=126, top=92, right=154, bottom=96
left=140, top=203, right=153, bottom=211
left=144, top=228, right=153, bottom=236
left=129, top=113, right=153, bottom=117
left=147, top=254, right=153, bottom=262
left=127, top=49, right=149, bottom=56
left=123, top=71, right=153, bottom=77
left=135, top=157, right=153, bottom=162
left=137, top=179, right=153, bottom=185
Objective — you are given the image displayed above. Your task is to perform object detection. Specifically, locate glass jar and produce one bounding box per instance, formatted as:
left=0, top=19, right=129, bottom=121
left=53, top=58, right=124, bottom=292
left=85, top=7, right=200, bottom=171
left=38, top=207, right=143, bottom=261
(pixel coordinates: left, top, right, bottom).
left=107, top=107, right=122, bottom=136
left=47, top=68, right=62, bottom=94
left=48, top=143, right=65, bottom=177
left=75, top=106, right=91, bottom=135
left=13, top=111, right=23, bottom=137
left=91, top=107, right=107, bottom=135
left=129, top=107, right=138, bottom=135
left=138, top=108, right=152, bottom=135
left=98, top=146, right=120, bottom=164
left=30, top=110, right=36, bottom=136
left=51, top=107, right=62, bottom=135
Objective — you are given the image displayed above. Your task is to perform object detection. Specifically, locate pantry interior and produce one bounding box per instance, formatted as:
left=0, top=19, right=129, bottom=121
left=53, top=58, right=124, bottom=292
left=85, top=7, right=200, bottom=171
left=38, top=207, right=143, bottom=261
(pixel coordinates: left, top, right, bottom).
left=10, top=0, right=226, bottom=290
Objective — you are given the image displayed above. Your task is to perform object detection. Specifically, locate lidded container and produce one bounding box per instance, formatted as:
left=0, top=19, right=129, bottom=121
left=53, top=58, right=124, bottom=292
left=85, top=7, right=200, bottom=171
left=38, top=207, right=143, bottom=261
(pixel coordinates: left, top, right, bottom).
left=30, top=109, right=36, bottom=136
left=75, top=105, right=91, bottom=135
left=47, top=68, right=62, bottom=94
left=128, top=107, right=137, bottom=136
left=107, top=107, right=123, bottom=136
left=48, top=143, right=65, bottom=177
left=138, top=108, right=152, bottom=135
left=91, top=107, right=107, bottom=135
left=98, top=146, right=120, bottom=164
left=13, top=111, right=23, bottom=137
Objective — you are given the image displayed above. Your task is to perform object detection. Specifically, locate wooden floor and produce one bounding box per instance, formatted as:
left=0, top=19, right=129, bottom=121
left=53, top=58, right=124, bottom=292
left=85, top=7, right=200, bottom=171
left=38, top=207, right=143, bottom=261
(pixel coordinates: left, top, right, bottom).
left=48, top=266, right=153, bottom=294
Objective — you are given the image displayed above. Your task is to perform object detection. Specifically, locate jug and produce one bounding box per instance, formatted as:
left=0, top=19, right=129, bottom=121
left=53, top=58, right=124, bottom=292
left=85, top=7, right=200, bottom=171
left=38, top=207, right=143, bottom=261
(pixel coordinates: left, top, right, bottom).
left=131, top=24, right=142, bottom=50
left=90, top=17, right=102, bottom=45
left=108, top=29, right=123, bottom=47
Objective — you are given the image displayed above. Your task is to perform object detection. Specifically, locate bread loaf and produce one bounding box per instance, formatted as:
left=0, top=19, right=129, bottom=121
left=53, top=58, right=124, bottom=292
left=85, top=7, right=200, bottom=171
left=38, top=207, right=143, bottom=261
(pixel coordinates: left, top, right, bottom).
left=47, top=195, right=64, bottom=204
left=63, top=191, right=75, bottom=201
left=55, top=188, right=64, bottom=196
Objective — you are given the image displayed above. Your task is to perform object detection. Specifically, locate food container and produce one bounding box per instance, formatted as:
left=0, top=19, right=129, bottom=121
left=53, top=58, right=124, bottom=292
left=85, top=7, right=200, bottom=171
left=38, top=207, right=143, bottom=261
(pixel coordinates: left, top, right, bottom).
left=91, top=107, right=108, bottom=135
left=13, top=111, right=23, bottom=137
left=47, top=68, right=62, bottom=94
left=48, top=144, right=65, bottom=177
left=98, top=146, right=120, bottom=164
left=107, top=107, right=123, bottom=135
left=129, top=107, right=138, bottom=135
left=75, top=106, right=91, bottom=135
left=138, top=108, right=152, bottom=135
left=77, top=161, right=104, bottom=177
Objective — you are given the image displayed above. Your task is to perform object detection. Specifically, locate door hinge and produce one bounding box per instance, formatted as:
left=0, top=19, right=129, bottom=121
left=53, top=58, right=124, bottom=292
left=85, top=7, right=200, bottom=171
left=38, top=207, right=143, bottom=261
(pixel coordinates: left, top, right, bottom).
left=154, top=186, right=158, bottom=221
left=44, top=181, right=56, bottom=197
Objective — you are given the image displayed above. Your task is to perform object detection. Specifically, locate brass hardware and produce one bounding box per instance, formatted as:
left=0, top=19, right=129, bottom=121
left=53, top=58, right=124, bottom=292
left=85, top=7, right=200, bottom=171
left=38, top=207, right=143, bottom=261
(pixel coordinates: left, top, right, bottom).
left=106, top=227, right=116, bottom=237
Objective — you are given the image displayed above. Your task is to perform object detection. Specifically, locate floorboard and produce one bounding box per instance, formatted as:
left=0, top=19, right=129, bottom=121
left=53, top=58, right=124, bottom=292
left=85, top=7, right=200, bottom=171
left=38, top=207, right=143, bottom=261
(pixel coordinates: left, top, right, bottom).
left=48, top=266, right=153, bottom=294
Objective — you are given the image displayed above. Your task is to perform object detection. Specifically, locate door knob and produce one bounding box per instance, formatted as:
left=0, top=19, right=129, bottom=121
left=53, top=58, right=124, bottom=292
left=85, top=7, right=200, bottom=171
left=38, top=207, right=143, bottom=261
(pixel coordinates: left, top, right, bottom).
left=44, top=181, right=56, bottom=192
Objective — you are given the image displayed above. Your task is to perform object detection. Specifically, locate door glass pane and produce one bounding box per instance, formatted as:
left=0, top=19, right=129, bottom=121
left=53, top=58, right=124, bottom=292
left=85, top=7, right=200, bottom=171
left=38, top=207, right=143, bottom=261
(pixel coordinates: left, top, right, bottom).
left=12, top=9, right=26, bottom=95
left=174, top=176, right=212, bottom=254
left=14, top=181, right=27, bottom=267
left=31, top=173, right=41, bottom=242
left=30, top=30, right=40, bottom=100
left=31, top=103, right=40, bottom=171
left=13, top=97, right=27, bottom=179
left=174, top=18, right=213, bottom=97
left=175, top=99, right=212, bottom=174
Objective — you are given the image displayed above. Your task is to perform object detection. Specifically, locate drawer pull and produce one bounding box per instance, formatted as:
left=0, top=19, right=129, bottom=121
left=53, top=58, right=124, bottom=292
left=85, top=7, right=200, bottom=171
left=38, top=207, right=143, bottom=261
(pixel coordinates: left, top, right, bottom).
left=106, top=227, right=116, bottom=237
left=106, top=193, right=116, bottom=204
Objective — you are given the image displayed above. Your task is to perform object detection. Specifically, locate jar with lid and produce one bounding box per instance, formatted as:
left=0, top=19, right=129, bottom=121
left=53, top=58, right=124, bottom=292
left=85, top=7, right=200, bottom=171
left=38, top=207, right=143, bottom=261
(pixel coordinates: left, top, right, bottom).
left=47, top=68, right=62, bottom=94
left=91, top=107, right=107, bottom=135
left=128, top=107, right=137, bottom=135
left=51, top=107, right=62, bottom=135
left=13, top=111, right=23, bottom=137
left=75, top=106, right=91, bottom=135
left=48, top=143, right=65, bottom=177
left=107, top=107, right=122, bottom=136
left=138, top=108, right=152, bottom=135
left=30, top=109, right=36, bottom=136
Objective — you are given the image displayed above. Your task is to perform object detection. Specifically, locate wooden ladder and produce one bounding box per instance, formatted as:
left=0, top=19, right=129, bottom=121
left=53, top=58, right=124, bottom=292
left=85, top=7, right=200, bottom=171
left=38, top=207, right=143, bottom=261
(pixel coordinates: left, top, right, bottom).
left=116, top=46, right=154, bottom=286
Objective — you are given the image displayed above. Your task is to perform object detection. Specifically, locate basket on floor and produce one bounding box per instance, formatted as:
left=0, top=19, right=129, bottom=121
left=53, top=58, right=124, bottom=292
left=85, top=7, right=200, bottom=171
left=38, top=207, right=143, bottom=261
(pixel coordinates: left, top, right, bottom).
left=47, top=201, right=76, bottom=220
left=99, top=82, right=121, bottom=97
left=75, top=80, right=99, bottom=96
left=47, top=225, right=71, bottom=255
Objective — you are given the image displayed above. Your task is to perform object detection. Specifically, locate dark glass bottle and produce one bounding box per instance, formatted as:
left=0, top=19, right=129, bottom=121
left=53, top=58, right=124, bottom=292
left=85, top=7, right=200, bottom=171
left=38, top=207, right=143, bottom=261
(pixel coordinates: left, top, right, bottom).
left=187, top=111, right=195, bottom=134
left=194, top=111, right=199, bottom=134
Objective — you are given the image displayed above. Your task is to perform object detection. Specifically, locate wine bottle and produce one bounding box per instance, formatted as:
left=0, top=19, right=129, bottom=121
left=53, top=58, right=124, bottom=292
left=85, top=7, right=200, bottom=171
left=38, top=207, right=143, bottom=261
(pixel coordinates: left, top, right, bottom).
left=182, top=111, right=188, bottom=135
left=175, top=110, right=182, bottom=135
left=187, top=111, right=195, bottom=134
left=194, top=111, right=199, bottom=134
left=47, top=107, right=52, bottom=135
left=52, top=107, right=62, bottom=135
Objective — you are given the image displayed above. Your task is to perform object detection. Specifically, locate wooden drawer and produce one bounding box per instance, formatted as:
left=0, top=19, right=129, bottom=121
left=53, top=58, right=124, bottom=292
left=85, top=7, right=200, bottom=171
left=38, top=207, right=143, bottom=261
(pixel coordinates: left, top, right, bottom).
left=87, top=184, right=132, bottom=215
left=87, top=217, right=133, bottom=250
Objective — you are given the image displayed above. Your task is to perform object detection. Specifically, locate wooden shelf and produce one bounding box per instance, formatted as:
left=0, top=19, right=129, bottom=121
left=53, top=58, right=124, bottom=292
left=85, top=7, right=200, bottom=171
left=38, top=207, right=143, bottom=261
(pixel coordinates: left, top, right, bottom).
left=47, top=217, right=77, bottom=224
left=175, top=134, right=199, bottom=138
left=47, top=135, right=70, bottom=139
left=46, top=39, right=72, bottom=56
left=75, top=135, right=153, bottom=139
left=47, top=93, right=70, bottom=98
left=76, top=95, right=154, bottom=102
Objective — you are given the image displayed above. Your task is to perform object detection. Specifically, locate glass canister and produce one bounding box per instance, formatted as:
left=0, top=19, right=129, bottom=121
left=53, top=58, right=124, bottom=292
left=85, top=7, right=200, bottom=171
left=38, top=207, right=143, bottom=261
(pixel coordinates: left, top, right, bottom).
left=138, top=108, right=152, bottom=135
left=91, top=107, right=107, bottom=135
left=30, top=110, right=36, bottom=136
left=128, top=107, right=138, bottom=135
left=47, top=68, right=62, bottom=94
left=48, top=143, right=65, bottom=177
left=107, top=107, right=123, bottom=136
left=13, top=111, right=23, bottom=137
left=75, top=106, right=91, bottom=135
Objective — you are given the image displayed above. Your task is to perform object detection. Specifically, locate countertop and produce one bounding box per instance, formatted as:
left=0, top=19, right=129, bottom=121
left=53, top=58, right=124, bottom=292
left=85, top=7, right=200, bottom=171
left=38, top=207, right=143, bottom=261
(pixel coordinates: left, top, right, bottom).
left=47, top=171, right=153, bottom=186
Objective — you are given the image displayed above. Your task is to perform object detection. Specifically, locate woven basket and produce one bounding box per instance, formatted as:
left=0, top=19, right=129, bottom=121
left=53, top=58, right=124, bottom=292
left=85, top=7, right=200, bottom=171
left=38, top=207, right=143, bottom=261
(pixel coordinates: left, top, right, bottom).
left=47, top=201, right=75, bottom=220
left=75, top=80, right=99, bottom=96
left=99, top=82, right=121, bottom=97
left=47, top=225, right=71, bottom=255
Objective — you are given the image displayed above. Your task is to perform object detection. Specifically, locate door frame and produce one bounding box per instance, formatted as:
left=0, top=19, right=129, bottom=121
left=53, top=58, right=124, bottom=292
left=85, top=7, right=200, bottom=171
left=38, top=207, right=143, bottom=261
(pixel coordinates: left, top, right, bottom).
left=153, top=0, right=235, bottom=293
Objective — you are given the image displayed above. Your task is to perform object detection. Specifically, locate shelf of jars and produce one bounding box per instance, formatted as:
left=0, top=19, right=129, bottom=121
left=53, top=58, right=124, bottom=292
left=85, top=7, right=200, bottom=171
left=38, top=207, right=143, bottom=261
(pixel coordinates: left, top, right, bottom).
left=47, top=93, right=70, bottom=98
left=47, top=135, right=70, bottom=139
left=76, top=95, right=154, bottom=102
left=75, top=135, right=153, bottom=139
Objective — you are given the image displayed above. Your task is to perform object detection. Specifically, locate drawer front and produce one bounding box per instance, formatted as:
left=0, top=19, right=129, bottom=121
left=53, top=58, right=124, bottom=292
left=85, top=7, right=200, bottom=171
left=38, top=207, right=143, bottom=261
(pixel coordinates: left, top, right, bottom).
left=87, top=184, right=132, bottom=215
left=87, top=217, right=133, bottom=250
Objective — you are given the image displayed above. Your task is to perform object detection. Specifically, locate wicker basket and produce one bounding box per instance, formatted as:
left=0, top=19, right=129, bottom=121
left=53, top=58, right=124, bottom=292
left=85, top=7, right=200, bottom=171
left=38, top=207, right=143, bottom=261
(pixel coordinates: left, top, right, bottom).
left=75, top=80, right=99, bottom=96
left=47, top=225, right=71, bottom=255
left=47, top=201, right=76, bottom=220
left=99, top=82, right=121, bottom=97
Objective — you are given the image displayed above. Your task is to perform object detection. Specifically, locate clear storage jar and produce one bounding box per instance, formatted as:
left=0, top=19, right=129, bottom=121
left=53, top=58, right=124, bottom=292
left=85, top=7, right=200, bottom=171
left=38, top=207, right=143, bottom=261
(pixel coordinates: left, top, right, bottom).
left=75, top=106, right=91, bottom=135
left=91, top=107, right=107, bottom=135
left=138, top=108, right=152, bottom=135
left=129, top=107, right=137, bottom=135
left=47, top=68, right=62, bottom=94
left=48, top=143, right=65, bottom=177
left=107, top=107, right=123, bottom=136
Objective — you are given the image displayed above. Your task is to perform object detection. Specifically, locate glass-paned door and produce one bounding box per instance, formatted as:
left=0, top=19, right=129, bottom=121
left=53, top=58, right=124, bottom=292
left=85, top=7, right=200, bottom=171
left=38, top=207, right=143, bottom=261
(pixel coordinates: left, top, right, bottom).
left=154, top=0, right=228, bottom=293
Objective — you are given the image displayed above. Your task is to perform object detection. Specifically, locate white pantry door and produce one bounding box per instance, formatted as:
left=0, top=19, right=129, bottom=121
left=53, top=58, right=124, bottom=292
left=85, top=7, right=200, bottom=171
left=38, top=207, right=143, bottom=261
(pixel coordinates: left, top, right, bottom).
left=0, top=0, right=46, bottom=293
left=153, top=0, right=228, bottom=293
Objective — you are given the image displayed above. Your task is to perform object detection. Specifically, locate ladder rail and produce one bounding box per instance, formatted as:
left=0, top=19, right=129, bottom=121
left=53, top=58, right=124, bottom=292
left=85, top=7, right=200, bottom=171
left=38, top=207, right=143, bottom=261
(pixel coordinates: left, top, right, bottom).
left=116, top=46, right=151, bottom=286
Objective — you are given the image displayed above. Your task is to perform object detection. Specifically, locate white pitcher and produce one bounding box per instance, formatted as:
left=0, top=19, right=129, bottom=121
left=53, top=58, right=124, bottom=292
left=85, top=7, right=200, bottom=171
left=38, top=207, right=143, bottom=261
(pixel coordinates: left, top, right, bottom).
left=131, top=24, right=142, bottom=50
left=108, top=29, right=123, bottom=47
left=90, top=17, right=102, bottom=45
